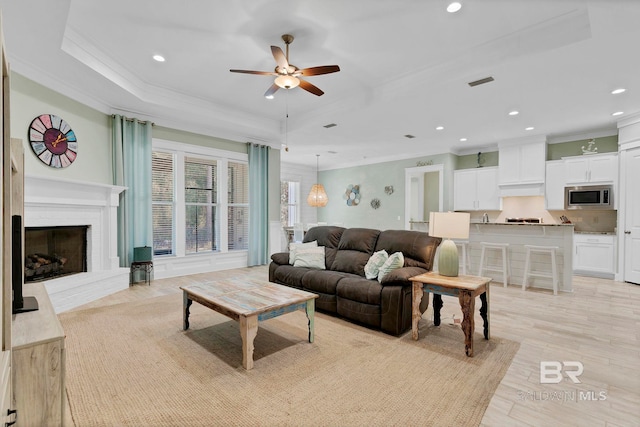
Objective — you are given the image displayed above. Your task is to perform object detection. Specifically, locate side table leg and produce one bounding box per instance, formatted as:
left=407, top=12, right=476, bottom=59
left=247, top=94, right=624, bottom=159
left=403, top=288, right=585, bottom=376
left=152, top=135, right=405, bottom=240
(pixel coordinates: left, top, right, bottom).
left=183, top=292, right=192, bottom=330
left=480, top=289, right=490, bottom=340
left=459, top=291, right=476, bottom=357
left=240, top=315, right=258, bottom=370
left=305, top=299, right=315, bottom=343
left=412, top=281, right=425, bottom=340
left=433, top=294, right=443, bottom=326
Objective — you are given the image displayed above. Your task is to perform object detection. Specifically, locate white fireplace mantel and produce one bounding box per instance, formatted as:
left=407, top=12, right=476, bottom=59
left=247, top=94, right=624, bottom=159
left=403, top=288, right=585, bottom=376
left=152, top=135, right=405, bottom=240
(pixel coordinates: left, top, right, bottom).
left=24, top=175, right=128, bottom=312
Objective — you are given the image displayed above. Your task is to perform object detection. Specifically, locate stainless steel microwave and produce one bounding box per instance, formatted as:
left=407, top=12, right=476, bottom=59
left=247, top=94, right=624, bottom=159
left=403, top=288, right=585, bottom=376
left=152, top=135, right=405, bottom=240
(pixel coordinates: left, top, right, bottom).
left=564, top=185, right=613, bottom=210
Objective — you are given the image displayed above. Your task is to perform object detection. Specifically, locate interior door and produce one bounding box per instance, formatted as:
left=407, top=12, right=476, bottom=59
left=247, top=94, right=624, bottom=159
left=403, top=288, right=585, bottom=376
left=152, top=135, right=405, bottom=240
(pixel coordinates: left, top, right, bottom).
left=624, top=147, right=640, bottom=284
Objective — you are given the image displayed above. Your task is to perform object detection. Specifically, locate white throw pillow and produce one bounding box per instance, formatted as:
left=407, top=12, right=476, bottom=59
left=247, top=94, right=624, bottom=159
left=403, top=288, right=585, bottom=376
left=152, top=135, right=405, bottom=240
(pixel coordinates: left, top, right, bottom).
left=378, top=252, right=405, bottom=283
left=293, top=246, right=326, bottom=269
left=364, top=249, right=389, bottom=280
left=289, top=241, right=318, bottom=265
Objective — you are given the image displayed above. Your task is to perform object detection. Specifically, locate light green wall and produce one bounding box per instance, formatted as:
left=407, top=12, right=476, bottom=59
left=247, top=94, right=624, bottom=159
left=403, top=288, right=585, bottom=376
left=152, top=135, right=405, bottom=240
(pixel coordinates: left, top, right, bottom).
left=424, top=171, right=439, bottom=217
left=318, top=153, right=456, bottom=229
left=547, top=135, right=618, bottom=160
left=11, top=72, right=113, bottom=184
left=456, top=150, right=499, bottom=169
left=153, top=126, right=246, bottom=154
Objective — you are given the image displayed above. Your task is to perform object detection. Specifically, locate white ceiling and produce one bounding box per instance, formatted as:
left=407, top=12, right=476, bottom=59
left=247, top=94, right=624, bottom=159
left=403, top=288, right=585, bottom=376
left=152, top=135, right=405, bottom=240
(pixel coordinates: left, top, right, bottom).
left=1, top=0, right=638, bottom=168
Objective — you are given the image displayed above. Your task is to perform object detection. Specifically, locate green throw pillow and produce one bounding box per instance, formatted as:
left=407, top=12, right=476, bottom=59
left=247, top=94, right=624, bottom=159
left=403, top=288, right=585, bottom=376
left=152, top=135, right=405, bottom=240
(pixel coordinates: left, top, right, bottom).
left=364, top=249, right=389, bottom=280
left=378, top=252, right=404, bottom=283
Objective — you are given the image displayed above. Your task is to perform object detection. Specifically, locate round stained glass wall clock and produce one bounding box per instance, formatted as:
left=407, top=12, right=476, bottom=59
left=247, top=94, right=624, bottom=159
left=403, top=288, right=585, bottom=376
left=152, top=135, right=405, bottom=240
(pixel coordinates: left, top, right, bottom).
left=28, top=114, right=78, bottom=168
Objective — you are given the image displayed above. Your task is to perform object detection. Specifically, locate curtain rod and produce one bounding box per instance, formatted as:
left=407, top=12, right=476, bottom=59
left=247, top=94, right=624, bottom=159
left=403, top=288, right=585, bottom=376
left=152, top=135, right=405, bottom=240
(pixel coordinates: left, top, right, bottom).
left=111, top=114, right=155, bottom=126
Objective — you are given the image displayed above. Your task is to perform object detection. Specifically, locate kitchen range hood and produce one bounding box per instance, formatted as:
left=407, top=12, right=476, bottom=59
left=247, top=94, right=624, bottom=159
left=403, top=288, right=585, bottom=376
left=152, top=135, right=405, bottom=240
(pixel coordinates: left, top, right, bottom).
left=498, top=182, right=545, bottom=197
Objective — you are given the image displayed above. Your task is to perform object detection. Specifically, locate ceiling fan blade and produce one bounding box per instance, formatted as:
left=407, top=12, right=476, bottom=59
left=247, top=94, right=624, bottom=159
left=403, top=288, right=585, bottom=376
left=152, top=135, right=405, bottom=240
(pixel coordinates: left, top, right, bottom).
left=298, top=79, right=324, bottom=96
left=230, top=69, right=277, bottom=75
left=271, top=46, right=289, bottom=71
left=264, top=83, right=280, bottom=97
left=299, top=65, right=341, bottom=76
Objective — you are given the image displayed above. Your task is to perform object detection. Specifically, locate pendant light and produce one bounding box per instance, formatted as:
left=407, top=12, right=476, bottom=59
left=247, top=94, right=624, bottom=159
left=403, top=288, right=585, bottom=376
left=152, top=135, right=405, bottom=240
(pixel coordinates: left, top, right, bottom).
left=307, top=154, right=328, bottom=207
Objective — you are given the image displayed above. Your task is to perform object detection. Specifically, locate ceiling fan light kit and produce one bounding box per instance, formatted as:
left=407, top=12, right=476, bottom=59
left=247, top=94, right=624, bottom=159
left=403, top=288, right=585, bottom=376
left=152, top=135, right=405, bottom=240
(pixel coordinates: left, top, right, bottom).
left=230, top=34, right=340, bottom=97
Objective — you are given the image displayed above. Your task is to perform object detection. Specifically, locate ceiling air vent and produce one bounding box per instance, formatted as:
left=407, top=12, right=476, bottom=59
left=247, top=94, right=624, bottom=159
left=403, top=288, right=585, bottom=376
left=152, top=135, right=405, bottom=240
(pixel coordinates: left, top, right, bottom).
left=468, top=76, right=494, bottom=87
left=323, top=123, right=337, bottom=128
left=404, top=134, right=416, bottom=139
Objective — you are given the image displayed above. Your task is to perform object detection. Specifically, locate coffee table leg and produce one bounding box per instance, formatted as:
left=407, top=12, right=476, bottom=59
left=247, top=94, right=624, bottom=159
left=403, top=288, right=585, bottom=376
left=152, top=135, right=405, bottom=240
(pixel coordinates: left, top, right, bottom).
left=433, top=294, right=443, bottom=326
left=412, top=281, right=425, bottom=340
left=183, top=292, right=192, bottom=330
left=459, top=291, right=475, bottom=357
left=240, top=315, right=258, bottom=370
left=305, top=299, right=315, bottom=343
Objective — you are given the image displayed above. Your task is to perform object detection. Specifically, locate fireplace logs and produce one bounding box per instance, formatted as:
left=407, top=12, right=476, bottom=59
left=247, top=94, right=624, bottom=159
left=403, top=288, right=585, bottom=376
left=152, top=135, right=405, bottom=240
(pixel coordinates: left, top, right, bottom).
left=24, top=253, right=67, bottom=281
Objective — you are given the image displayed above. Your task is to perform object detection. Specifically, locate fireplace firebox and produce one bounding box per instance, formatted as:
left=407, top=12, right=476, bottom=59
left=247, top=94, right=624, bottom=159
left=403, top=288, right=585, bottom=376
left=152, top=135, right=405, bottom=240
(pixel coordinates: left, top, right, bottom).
left=25, top=226, right=88, bottom=281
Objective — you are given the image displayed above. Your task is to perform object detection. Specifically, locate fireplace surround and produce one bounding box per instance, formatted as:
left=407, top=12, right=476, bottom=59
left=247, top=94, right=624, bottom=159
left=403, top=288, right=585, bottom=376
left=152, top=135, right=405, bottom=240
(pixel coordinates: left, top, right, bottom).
left=24, top=175, right=127, bottom=312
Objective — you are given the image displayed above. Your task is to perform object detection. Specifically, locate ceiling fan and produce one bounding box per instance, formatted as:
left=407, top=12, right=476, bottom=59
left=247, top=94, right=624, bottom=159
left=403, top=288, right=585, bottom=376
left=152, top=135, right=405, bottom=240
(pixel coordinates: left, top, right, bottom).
left=230, top=34, right=340, bottom=97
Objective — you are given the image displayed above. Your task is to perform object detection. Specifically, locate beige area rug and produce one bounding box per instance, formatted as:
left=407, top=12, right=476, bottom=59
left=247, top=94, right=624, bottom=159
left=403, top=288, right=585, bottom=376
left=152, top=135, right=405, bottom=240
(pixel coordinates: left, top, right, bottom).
left=59, top=293, right=519, bottom=427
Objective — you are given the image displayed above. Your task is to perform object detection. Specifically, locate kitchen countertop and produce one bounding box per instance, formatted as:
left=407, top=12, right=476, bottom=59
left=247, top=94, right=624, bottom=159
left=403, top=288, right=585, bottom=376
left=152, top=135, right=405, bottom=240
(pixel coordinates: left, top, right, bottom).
left=574, top=231, right=616, bottom=235
left=471, top=222, right=574, bottom=226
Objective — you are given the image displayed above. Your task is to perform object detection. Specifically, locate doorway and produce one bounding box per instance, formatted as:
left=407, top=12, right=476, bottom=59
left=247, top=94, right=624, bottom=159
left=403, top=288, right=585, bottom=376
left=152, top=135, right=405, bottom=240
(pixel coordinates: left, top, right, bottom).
left=404, top=164, right=444, bottom=230
left=622, top=146, right=640, bottom=284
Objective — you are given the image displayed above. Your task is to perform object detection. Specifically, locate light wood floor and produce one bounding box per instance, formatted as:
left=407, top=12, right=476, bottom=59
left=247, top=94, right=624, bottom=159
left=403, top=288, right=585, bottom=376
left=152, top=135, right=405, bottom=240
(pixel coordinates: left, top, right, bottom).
left=68, top=267, right=640, bottom=426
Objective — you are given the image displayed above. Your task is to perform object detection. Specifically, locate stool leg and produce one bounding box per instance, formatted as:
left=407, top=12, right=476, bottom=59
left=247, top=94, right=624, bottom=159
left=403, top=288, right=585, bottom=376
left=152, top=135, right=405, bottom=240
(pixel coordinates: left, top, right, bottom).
left=502, top=247, right=508, bottom=288
left=551, top=250, right=558, bottom=295
left=522, top=247, right=530, bottom=291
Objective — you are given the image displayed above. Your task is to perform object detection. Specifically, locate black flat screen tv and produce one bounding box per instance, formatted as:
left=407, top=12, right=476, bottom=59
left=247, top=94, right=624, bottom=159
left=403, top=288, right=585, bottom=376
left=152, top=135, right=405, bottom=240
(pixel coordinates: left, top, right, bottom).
left=12, top=215, right=38, bottom=314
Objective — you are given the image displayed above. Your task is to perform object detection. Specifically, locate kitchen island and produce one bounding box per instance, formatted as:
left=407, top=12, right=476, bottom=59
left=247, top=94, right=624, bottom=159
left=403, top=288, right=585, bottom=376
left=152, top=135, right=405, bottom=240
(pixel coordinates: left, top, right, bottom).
left=465, top=222, right=574, bottom=292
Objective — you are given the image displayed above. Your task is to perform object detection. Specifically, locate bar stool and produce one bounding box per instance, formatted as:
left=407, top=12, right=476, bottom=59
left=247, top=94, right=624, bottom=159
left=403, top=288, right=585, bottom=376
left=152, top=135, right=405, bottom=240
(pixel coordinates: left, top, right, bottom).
left=453, top=240, right=471, bottom=275
left=478, top=242, right=510, bottom=287
left=522, top=245, right=559, bottom=295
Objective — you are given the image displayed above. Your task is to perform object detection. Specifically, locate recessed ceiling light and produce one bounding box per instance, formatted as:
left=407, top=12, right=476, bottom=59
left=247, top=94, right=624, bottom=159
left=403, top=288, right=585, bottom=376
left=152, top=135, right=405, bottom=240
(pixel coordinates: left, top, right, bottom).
left=265, top=94, right=274, bottom=100
left=612, top=111, right=624, bottom=116
left=525, top=127, right=535, bottom=131
left=611, top=88, right=626, bottom=95
left=152, top=54, right=165, bottom=62
left=447, top=2, right=462, bottom=13
left=460, top=138, right=467, bottom=142
left=436, top=126, right=444, bottom=130
left=508, top=111, right=519, bottom=116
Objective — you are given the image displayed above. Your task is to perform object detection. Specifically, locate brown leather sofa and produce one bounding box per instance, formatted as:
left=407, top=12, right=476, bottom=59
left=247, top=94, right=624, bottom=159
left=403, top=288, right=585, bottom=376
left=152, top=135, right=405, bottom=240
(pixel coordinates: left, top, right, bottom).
left=269, top=226, right=441, bottom=335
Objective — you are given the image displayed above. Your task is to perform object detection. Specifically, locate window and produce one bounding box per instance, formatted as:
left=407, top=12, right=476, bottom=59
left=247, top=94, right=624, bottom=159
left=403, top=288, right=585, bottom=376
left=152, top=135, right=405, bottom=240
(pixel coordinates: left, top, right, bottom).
left=152, top=151, right=174, bottom=256
left=228, top=162, right=249, bottom=250
left=280, top=180, right=300, bottom=227
left=185, top=157, right=218, bottom=253
left=151, top=140, right=249, bottom=258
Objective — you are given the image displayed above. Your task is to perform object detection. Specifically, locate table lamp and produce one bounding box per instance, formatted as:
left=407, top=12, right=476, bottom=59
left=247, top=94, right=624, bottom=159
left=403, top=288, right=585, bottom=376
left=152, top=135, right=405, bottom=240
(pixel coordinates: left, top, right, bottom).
left=428, top=211, right=470, bottom=277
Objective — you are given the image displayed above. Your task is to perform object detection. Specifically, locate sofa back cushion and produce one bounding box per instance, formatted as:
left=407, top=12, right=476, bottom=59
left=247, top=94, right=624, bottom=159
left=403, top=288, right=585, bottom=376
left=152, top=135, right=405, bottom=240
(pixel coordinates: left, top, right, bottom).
left=330, top=228, right=381, bottom=276
left=303, top=226, right=345, bottom=268
left=375, top=230, right=441, bottom=270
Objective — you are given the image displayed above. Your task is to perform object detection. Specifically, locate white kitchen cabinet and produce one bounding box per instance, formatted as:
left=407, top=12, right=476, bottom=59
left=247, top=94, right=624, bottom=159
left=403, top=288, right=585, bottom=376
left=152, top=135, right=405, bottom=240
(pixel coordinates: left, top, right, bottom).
left=545, top=160, right=565, bottom=210
left=454, top=167, right=500, bottom=211
left=564, top=153, right=617, bottom=185
left=573, top=233, right=616, bottom=276
left=499, top=140, right=546, bottom=186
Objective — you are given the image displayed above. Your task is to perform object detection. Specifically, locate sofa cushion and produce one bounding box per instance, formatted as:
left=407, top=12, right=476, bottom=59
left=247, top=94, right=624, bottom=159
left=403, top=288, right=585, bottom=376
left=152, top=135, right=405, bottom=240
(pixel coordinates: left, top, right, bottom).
left=303, top=226, right=345, bottom=248
left=330, top=228, right=381, bottom=276
left=377, top=252, right=404, bottom=283
left=271, top=252, right=289, bottom=265
left=336, top=277, right=382, bottom=305
left=302, top=270, right=354, bottom=295
left=364, top=249, right=389, bottom=280
left=375, top=230, right=440, bottom=270
left=273, top=264, right=310, bottom=288
left=379, top=266, right=429, bottom=285
left=293, top=246, right=326, bottom=269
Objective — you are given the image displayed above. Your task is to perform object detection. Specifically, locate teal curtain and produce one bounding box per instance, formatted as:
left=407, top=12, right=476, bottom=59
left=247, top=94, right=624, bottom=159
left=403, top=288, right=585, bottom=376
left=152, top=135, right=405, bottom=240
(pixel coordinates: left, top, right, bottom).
left=112, top=115, right=153, bottom=267
left=247, top=143, right=270, bottom=266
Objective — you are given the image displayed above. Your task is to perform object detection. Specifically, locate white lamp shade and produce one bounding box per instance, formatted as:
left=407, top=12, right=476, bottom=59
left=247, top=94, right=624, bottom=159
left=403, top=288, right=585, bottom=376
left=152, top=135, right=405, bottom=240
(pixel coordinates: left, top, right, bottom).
left=428, top=211, right=470, bottom=239
left=275, top=75, right=300, bottom=89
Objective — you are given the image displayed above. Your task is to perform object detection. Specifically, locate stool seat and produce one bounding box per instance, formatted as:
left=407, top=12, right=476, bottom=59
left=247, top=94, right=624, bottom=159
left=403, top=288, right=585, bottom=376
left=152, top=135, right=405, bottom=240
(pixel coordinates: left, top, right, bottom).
left=522, top=245, right=558, bottom=295
left=478, top=242, right=510, bottom=287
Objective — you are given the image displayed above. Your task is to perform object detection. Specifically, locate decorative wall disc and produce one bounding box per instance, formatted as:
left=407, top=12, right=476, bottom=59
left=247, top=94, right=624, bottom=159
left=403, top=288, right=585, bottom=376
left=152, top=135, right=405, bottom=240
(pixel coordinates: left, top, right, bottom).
left=370, top=198, right=381, bottom=209
left=384, top=185, right=394, bottom=195
left=342, top=184, right=361, bottom=206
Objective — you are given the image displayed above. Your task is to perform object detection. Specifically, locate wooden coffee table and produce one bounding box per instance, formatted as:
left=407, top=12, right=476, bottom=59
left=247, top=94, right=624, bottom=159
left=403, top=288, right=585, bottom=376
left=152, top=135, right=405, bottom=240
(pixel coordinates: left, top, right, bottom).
left=180, top=279, right=318, bottom=370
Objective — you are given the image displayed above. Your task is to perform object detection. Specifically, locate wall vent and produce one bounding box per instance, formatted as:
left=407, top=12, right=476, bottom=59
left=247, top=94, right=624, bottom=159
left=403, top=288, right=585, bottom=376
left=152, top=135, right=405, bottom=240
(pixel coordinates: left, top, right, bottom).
left=468, top=76, right=495, bottom=87
left=323, top=123, right=337, bottom=128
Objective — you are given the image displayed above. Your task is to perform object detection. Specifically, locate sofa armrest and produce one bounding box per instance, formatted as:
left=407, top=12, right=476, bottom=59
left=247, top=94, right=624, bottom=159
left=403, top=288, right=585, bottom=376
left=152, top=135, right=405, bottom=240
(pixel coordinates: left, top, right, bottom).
left=271, top=252, right=290, bottom=265
left=379, top=266, right=428, bottom=286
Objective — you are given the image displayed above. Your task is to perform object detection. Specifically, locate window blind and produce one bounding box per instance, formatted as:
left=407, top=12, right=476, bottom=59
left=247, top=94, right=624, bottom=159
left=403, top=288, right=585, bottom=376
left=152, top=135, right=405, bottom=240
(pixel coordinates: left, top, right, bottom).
left=228, top=162, right=248, bottom=250
left=152, top=152, right=174, bottom=255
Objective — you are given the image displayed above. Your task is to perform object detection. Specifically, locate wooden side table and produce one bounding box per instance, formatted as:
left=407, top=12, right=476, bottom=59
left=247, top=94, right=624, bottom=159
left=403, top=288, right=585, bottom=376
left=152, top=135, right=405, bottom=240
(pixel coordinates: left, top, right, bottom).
left=410, top=272, right=491, bottom=357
